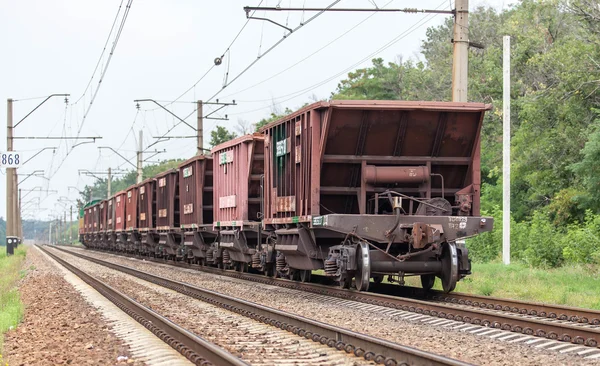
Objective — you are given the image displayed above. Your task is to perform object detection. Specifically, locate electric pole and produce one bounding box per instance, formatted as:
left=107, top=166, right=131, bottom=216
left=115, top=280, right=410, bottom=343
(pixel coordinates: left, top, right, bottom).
left=49, top=222, right=52, bottom=245
left=64, top=211, right=67, bottom=245
left=197, top=100, right=203, bottom=155
left=452, top=0, right=469, bottom=102
left=6, top=99, right=15, bottom=254
left=107, top=167, right=112, bottom=198
left=18, top=188, right=22, bottom=245
left=136, top=130, right=143, bottom=183
left=503, top=35, right=511, bottom=265
left=70, top=205, right=73, bottom=245
left=13, top=172, right=19, bottom=243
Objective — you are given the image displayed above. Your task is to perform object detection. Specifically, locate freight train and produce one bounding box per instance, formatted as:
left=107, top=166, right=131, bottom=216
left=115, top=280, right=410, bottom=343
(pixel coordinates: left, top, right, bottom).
left=79, top=100, right=494, bottom=293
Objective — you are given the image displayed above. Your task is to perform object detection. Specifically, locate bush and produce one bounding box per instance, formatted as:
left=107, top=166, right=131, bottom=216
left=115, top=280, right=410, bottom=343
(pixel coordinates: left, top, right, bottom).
left=521, top=211, right=564, bottom=268
left=561, top=210, right=600, bottom=264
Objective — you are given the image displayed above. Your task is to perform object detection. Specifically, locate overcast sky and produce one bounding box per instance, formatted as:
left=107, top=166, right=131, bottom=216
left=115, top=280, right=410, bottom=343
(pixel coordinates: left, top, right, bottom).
left=0, top=0, right=511, bottom=223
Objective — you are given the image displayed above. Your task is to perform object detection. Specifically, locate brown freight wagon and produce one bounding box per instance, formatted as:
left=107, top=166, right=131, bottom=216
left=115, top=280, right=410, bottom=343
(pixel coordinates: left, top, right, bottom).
left=138, top=178, right=158, bottom=254
left=107, top=191, right=127, bottom=251
left=96, top=200, right=108, bottom=249
left=124, top=185, right=139, bottom=253
left=211, top=134, right=265, bottom=269
left=155, top=169, right=181, bottom=257
left=261, top=100, right=494, bottom=292
left=178, top=155, right=217, bottom=262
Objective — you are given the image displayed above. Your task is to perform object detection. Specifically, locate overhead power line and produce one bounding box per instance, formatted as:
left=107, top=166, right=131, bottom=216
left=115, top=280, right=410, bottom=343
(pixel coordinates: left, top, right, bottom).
left=205, top=0, right=342, bottom=103
left=72, top=0, right=126, bottom=105
left=229, top=0, right=449, bottom=115
left=77, top=0, right=134, bottom=135
left=220, top=0, right=396, bottom=99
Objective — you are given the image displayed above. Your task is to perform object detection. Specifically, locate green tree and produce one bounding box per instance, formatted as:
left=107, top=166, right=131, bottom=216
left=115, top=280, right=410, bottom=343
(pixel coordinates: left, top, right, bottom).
left=78, top=159, right=184, bottom=203
left=254, top=108, right=293, bottom=131
left=210, top=126, right=237, bottom=147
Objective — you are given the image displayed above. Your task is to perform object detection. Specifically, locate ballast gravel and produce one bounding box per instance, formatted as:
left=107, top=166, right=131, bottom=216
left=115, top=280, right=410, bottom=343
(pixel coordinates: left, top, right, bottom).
left=64, top=247, right=600, bottom=366
left=2, top=246, right=141, bottom=366
left=50, top=247, right=372, bottom=366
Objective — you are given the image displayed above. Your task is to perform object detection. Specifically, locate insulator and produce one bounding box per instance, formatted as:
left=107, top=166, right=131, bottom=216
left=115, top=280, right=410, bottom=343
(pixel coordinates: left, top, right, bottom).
left=252, top=252, right=262, bottom=268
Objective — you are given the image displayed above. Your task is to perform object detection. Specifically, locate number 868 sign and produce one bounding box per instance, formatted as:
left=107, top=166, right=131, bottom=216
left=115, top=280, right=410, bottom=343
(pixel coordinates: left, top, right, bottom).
left=0, top=152, right=22, bottom=167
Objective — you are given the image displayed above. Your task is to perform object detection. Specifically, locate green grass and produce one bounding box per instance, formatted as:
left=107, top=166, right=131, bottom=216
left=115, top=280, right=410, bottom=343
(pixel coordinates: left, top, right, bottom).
left=0, top=246, right=27, bottom=358
left=405, top=261, right=600, bottom=310
left=317, top=260, right=600, bottom=310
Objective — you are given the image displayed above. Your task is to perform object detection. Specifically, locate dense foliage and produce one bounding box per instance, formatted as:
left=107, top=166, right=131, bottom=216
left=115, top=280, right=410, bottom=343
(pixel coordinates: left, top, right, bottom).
left=331, top=0, right=600, bottom=267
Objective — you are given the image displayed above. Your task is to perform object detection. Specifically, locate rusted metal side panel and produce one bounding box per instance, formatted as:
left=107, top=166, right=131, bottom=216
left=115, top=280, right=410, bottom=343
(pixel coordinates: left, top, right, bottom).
left=114, top=191, right=127, bottom=232
left=138, top=179, right=156, bottom=230
left=178, top=155, right=214, bottom=227
left=88, top=204, right=100, bottom=233
left=211, top=133, right=264, bottom=224
left=155, top=169, right=179, bottom=230
left=262, top=100, right=491, bottom=223
left=99, top=200, right=108, bottom=231
left=125, top=186, right=138, bottom=230
left=84, top=206, right=91, bottom=233
left=107, top=195, right=118, bottom=232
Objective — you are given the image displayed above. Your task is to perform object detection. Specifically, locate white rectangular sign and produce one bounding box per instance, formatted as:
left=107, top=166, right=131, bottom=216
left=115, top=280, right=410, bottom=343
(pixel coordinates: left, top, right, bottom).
left=0, top=152, right=23, bottom=167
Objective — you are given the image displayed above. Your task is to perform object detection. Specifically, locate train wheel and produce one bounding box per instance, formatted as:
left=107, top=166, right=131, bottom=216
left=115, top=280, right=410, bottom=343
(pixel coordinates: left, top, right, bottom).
left=420, top=274, right=436, bottom=291
left=440, top=242, right=458, bottom=293
left=299, top=270, right=312, bottom=283
left=355, top=241, right=371, bottom=292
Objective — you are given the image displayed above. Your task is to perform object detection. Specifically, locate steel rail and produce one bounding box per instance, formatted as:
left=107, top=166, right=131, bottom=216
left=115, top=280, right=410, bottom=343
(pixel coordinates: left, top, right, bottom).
left=397, top=287, right=600, bottom=326
left=38, top=245, right=248, bottom=366
left=53, top=246, right=470, bottom=366
left=66, top=247, right=600, bottom=349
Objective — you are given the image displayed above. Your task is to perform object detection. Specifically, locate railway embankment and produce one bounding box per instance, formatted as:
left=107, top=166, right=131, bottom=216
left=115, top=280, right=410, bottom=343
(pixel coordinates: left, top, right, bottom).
left=1, top=245, right=144, bottom=365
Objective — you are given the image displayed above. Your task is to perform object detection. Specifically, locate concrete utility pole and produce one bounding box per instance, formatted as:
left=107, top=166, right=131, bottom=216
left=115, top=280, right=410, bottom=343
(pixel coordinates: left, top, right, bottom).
left=452, top=0, right=469, bottom=102
left=70, top=205, right=73, bottom=245
left=18, top=188, right=22, bottom=244
left=13, top=172, right=19, bottom=242
left=197, top=100, right=203, bottom=155
left=6, top=99, right=15, bottom=254
left=64, top=211, right=67, bottom=245
left=49, top=222, right=52, bottom=245
left=136, top=130, right=143, bottom=184
left=503, top=35, right=511, bottom=265
left=107, top=167, right=112, bottom=198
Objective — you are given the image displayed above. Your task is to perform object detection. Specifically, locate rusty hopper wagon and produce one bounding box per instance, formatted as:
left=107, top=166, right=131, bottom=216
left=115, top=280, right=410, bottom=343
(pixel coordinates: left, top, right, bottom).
left=79, top=99, right=494, bottom=294
left=261, top=100, right=494, bottom=292
left=178, top=154, right=216, bottom=262
left=138, top=177, right=157, bottom=255
left=211, top=134, right=265, bottom=271
left=155, top=169, right=180, bottom=257
left=124, top=185, right=139, bottom=253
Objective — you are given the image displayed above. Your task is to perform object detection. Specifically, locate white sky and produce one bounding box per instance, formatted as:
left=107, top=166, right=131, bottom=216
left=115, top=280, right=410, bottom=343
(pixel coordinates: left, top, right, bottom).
left=0, top=0, right=511, bottom=222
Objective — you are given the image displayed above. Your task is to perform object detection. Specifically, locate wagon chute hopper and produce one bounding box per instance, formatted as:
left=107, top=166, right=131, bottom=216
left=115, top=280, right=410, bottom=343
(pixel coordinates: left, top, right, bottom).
left=262, top=100, right=494, bottom=293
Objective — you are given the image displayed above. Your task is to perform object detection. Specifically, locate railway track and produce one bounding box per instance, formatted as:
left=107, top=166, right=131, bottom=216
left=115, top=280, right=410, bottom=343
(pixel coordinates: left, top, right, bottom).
left=49, top=245, right=469, bottom=366
left=62, top=246, right=600, bottom=355
left=37, top=245, right=247, bottom=366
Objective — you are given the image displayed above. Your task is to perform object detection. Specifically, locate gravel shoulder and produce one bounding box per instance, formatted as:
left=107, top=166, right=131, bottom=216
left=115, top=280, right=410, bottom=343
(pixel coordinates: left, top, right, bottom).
left=49, top=247, right=372, bottom=366
left=66, top=247, right=600, bottom=366
left=2, top=245, right=142, bottom=366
